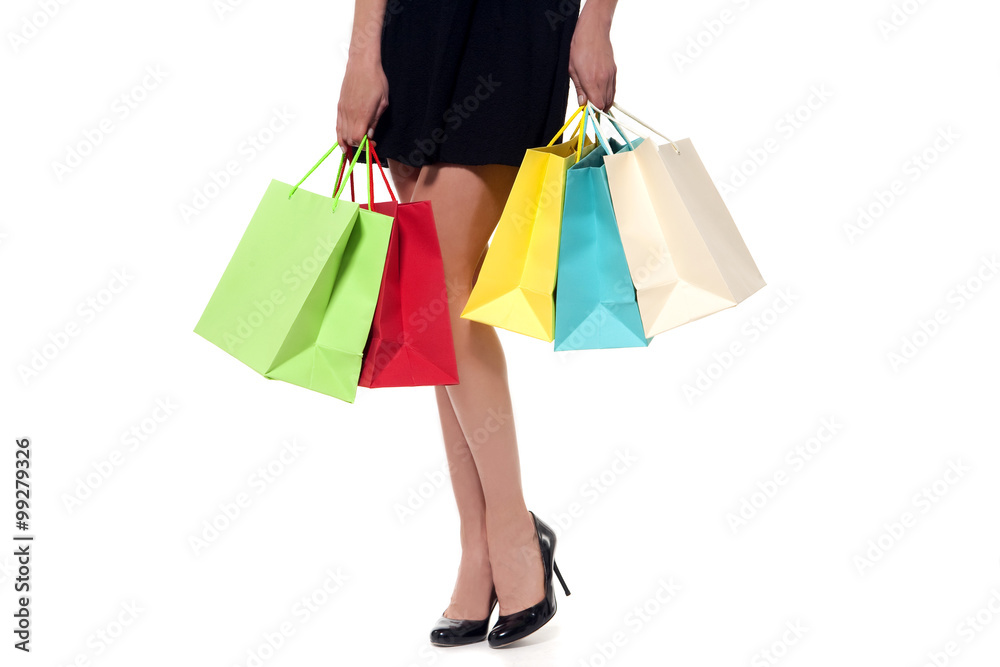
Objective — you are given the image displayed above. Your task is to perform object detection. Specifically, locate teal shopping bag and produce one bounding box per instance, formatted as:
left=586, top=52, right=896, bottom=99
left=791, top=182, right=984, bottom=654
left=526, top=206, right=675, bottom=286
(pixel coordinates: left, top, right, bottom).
left=554, top=107, right=650, bottom=351
left=194, top=137, right=394, bottom=403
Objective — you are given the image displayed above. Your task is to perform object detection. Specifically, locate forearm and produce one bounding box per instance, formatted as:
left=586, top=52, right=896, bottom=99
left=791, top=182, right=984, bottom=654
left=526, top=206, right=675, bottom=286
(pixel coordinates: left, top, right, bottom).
left=347, top=0, right=388, bottom=67
left=580, top=0, right=617, bottom=29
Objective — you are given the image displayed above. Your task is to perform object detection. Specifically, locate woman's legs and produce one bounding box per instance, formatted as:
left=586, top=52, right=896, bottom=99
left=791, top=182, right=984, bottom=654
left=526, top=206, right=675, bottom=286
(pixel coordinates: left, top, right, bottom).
left=387, top=158, right=546, bottom=619
left=386, top=160, right=494, bottom=620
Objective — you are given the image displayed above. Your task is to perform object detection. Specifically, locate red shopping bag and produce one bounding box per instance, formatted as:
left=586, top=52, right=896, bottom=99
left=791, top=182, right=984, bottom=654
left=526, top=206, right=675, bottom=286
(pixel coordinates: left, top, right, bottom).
left=336, top=145, right=459, bottom=388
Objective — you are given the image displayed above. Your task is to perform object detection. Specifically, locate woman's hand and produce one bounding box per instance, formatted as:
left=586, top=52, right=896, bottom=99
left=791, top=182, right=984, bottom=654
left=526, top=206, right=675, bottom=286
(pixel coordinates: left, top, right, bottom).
left=337, top=0, right=390, bottom=155
left=568, top=0, right=618, bottom=112
left=336, top=57, right=388, bottom=156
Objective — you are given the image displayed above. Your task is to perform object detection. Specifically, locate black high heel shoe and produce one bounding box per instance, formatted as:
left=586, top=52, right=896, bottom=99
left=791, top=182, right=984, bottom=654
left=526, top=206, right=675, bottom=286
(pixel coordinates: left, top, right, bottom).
left=487, top=511, right=570, bottom=648
left=429, top=586, right=498, bottom=646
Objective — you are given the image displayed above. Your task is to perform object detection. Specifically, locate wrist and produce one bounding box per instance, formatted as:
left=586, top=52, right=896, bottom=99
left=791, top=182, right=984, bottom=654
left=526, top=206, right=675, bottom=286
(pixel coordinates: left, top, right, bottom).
left=347, top=43, right=382, bottom=69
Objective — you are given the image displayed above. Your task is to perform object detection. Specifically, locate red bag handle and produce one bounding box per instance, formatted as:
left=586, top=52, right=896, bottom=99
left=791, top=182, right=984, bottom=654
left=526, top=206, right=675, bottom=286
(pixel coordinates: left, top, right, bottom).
left=334, top=142, right=398, bottom=206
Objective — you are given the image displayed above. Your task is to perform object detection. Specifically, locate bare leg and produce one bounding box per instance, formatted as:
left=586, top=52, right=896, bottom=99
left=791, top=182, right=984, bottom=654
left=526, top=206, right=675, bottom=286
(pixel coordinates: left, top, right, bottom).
left=388, top=159, right=494, bottom=620
left=403, top=161, right=545, bottom=617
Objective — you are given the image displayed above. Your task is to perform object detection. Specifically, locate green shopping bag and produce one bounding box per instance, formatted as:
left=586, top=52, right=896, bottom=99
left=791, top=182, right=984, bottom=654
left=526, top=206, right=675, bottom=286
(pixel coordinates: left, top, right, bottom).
left=194, top=137, right=394, bottom=403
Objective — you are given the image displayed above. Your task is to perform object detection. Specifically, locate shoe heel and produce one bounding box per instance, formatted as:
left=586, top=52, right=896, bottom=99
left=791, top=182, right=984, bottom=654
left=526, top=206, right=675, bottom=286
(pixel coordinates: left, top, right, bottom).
left=553, top=559, right=571, bottom=596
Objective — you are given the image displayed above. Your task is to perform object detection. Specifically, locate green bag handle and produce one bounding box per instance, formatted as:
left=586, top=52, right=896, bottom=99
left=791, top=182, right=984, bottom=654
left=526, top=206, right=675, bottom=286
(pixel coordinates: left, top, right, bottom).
left=287, top=135, right=370, bottom=211
left=333, top=139, right=373, bottom=209
left=333, top=141, right=398, bottom=208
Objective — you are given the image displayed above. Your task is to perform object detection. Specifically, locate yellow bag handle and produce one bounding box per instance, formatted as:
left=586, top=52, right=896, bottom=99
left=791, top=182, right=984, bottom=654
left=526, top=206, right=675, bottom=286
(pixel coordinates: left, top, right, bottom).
left=576, top=105, right=588, bottom=163
left=547, top=104, right=587, bottom=148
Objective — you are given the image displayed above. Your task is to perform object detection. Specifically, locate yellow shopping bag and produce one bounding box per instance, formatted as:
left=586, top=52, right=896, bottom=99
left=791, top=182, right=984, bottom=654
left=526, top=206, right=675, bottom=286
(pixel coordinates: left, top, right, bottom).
left=461, top=105, right=596, bottom=341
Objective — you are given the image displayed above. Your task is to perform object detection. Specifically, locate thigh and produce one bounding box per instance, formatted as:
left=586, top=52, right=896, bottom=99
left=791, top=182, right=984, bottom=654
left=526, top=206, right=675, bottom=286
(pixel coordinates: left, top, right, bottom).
left=411, top=162, right=518, bottom=295
left=387, top=158, right=419, bottom=203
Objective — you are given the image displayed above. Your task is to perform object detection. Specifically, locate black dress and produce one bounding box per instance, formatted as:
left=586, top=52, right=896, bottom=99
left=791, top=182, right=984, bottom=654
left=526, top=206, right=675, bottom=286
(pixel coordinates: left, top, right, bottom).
left=370, top=0, right=580, bottom=168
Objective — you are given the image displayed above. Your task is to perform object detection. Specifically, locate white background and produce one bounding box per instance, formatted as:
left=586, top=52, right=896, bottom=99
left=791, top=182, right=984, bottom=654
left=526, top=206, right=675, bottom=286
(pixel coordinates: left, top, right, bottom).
left=3, top=0, right=1000, bottom=665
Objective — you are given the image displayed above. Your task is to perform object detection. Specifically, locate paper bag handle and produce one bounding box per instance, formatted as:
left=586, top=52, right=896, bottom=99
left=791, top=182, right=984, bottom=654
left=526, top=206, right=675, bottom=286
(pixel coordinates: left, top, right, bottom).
left=580, top=105, right=614, bottom=158
left=547, top=104, right=589, bottom=149
left=584, top=102, right=634, bottom=152
left=607, top=102, right=681, bottom=155
left=368, top=145, right=397, bottom=203
left=333, top=142, right=399, bottom=207
left=584, top=103, right=636, bottom=154
left=288, top=136, right=369, bottom=211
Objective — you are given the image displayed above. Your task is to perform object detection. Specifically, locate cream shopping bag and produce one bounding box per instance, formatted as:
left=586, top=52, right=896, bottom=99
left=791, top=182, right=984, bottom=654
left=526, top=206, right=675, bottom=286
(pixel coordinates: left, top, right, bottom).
left=602, top=103, right=766, bottom=337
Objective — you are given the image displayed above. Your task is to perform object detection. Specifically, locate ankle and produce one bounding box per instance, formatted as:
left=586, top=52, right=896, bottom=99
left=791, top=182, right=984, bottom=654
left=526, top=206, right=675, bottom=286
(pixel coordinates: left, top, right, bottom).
left=484, top=500, right=530, bottom=525
left=459, top=520, right=489, bottom=554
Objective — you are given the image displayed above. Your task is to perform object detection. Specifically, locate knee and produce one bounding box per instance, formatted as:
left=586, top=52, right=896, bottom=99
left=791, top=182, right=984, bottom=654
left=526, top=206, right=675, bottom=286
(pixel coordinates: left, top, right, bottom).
left=446, top=291, right=499, bottom=355
left=438, top=266, right=491, bottom=350
left=448, top=294, right=477, bottom=345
